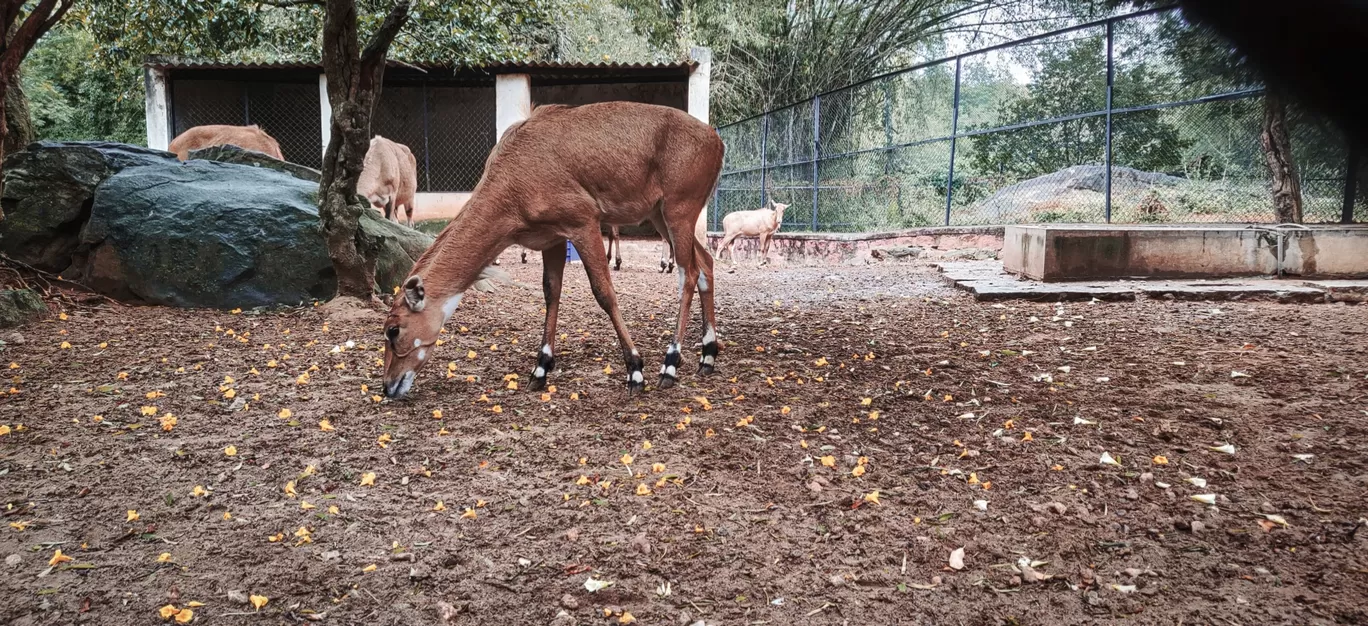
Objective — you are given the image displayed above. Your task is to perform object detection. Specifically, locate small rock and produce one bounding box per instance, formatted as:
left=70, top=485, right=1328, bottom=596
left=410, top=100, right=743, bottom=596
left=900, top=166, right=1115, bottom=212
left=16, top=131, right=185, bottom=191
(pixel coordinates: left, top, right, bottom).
left=409, top=565, right=431, bottom=580
left=551, top=610, right=576, bottom=626
left=828, top=574, right=846, bottom=586
left=1124, top=488, right=1139, bottom=501
left=1138, top=472, right=1153, bottom=483
left=6, top=331, right=24, bottom=344
left=807, top=480, right=823, bottom=492
left=437, top=601, right=461, bottom=622
left=931, top=576, right=942, bottom=585
left=630, top=532, right=651, bottom=555
left=560, top=594, right=579, bottom=610
left=1260, top=501, right=1277, bottom=513
left=564, top=528, right=580, bottom=542
left=5, top=554, right=22, bottom=568
left=1190, top=521, right=1206, bottom=533
left=227, top=590, right=249, bottom=605
left=320, top=550, right=341, bottom=561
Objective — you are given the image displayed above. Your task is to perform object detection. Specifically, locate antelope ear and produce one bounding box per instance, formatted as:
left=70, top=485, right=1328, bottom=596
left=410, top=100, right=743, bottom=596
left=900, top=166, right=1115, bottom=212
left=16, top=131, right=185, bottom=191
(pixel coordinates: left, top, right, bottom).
left=403, top=275, right=426, bottom=311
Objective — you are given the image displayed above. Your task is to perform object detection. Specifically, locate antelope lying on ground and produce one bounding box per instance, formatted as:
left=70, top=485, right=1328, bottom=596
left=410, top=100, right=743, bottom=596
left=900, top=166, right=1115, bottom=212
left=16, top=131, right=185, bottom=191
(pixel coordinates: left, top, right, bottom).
left=381, top=102, right=724, bottom=399
left=715, top=200, right=789, bottom=264
left=169, top=124, right=284, bottom=161
left=358, top=136, right=419, bottom=227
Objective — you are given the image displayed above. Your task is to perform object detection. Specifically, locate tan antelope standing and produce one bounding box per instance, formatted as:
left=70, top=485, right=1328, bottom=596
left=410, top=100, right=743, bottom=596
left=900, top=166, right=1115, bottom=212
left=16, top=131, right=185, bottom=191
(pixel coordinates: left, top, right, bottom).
left=358, top=135, right=419, bottom=227
left=715, top=197, right=789, bottom=264
left=381, top=102, right=724, bottom=398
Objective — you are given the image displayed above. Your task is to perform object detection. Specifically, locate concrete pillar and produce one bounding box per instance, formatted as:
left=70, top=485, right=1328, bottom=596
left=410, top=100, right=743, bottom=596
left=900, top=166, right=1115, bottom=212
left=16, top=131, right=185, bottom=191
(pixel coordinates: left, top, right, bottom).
left=687, top=47, right=712, bottom=124
left=495, top=74, right=532, bottom=142
left=143, top=67, right=171, bottom=150
left=318, top=73, right=331, bottom=159
left=688, top=47, right=714, bottom=238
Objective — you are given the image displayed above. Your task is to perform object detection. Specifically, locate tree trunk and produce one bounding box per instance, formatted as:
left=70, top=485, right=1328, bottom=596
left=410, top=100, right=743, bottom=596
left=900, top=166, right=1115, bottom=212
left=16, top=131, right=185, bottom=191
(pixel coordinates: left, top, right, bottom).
left=4, top=72, right=32, bottom=155
left=0, top=73, right=9, bottom=218
left=1261, top=93, right=1303, bottom=223
left=317, top=0, right=409, bottom=300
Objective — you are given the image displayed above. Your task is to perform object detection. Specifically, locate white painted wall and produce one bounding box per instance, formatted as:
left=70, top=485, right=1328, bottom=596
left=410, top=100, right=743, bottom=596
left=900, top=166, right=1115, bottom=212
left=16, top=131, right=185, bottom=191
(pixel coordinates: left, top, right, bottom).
left=495, top=74, right=532, bottom=141
left=318, top=73, right=331, bottom=159
left=143, top=67, right=171, bottom=151
left=687, top=47, right=712, bottom=124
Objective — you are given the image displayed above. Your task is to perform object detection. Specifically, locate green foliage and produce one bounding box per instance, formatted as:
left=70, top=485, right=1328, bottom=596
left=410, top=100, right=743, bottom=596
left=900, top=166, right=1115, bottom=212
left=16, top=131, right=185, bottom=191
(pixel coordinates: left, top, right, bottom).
left=967, top=36, right=1189, bottom=179
left=22, top=26, right=145, bottom=144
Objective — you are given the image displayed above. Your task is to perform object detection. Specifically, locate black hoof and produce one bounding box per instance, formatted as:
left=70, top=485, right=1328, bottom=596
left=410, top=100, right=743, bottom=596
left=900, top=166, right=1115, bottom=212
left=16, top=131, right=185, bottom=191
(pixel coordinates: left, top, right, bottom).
left=657, top=375, right=676, bottom=389
left=698, top=364, right=715, bottom=376
left=699, top=336, right=719, bottom=376
left=530, top=349, right=554, bottom=392
left=625, top=352, right=645, bottom=395
left=628, top=379, right=646, bottom=395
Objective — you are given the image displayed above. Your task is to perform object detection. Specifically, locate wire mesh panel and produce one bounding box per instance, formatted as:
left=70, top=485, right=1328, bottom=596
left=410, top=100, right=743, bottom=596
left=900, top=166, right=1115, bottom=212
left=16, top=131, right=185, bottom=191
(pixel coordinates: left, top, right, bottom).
left=171, top=79, right=320, bottom=168
left=425, top=85, right=496, bottom=192
left=714, top=6, right=1358, bottom=230
left=171, top=80, right=249, bottom=137
left=247, top=82, right=322, bottom=169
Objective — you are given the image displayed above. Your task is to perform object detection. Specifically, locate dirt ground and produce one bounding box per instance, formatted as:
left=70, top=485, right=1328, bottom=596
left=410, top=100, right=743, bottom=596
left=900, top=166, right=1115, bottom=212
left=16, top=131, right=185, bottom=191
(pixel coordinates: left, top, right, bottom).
left=2, top=242, right=1367, bottom=625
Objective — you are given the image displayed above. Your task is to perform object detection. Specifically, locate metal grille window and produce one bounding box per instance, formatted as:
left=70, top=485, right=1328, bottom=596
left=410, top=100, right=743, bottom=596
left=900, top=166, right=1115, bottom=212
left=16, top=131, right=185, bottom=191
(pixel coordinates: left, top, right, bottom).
left=170, top=79, right=322, bottom=169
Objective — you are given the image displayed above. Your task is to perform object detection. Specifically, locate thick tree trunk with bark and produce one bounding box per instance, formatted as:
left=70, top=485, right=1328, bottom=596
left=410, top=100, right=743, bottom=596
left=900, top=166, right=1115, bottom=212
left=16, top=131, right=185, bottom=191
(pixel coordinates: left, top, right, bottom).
left=318, top=0, right=410, bottom=299
left=0, top=0, right=73, bottom=219
left=4, top=75, right=32, bottom=154
left=1261, top=93, right=1303, bottom=223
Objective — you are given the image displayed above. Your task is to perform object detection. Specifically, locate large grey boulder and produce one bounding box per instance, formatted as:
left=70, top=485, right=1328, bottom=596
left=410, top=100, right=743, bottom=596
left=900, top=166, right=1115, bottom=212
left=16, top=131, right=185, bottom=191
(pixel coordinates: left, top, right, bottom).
left=0, top=141, right=432, bottom=309
left=81, top=160, right=430, bottom=308
left=0, top=141, right=179, bottom=272
left=971, top=165, right=1187, bottom=222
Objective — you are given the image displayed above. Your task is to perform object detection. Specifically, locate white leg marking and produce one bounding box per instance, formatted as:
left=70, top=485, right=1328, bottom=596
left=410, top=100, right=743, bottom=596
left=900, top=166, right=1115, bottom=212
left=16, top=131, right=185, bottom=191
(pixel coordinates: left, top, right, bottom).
left=667, top=343, right=680, bottom=356
left=631, top=370, right=644, bottom=383
left=541, top=344, right=553, bottom=357
left=417, top=348, right=426, bottom=361
left=701, top=355, right=714, bottom=366
left=665, top=365, right=677, bottom=377
left=412, top=338, right=422, bottom=348
left=702, top=326, right=716, bottom=345
left=660, top=364, right=669, bottom=375
left=698, top=271, right=709, bottom=292
left=533, top=366, right=546, bottom=378
left=440, top=294, right=464, bottom=323
left=676, top=267, right=685, bottom=296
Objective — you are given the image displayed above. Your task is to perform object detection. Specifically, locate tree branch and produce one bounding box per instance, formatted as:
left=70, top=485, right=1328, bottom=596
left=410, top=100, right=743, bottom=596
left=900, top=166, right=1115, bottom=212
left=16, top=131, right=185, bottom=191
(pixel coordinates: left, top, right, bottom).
left=359, top=1, right=411, bottom=69
left=257, top=0, right=326, bottom=7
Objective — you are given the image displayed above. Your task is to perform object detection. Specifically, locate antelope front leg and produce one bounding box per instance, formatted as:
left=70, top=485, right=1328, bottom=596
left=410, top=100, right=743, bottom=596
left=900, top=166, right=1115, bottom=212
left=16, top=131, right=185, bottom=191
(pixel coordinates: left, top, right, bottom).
left=569, top=229, right=646, bottom=395
left=529, top=240, right=567, bottom=391
left=660, top=246, right=702, bottom=389
left=693, top=236, right=720, bottom=376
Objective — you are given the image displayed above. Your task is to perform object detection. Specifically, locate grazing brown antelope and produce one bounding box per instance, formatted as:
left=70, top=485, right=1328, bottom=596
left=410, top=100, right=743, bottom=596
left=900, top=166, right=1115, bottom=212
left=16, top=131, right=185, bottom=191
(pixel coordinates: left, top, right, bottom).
left=169, top=124, right=284, bottom=161
left=358, top=136, right=419, bottom=227
left=381, top=102, right=724, bottom=399
left=715, top=199, right=789, bottom=264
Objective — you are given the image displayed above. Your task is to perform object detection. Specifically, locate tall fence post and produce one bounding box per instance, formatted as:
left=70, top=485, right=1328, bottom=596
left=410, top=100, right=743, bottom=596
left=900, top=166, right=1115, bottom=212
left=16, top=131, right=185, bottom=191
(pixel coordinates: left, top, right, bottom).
left=944, top=58, right=962, bottom=226
left=812, top=95, right=822, bottom=231
left=883, top=80, right=894, bottom=176
left=760, top=114, right=770, bottom=207
left=1104, top=20, right=1115, bottom=223
left=421, top=81, right=432, bottom=193
left=1344, top=145, right=1361, bottom=223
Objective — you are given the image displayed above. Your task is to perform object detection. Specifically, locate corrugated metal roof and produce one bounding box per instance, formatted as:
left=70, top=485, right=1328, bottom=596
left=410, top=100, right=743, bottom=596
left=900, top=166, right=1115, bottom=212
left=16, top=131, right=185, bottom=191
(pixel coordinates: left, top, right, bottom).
left=144, top=59, right=696, bottom=73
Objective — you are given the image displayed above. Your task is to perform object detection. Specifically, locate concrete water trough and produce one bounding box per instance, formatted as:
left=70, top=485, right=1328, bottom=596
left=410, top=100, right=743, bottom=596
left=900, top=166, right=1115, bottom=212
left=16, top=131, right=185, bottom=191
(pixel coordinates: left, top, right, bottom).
left=1002, top=224, right=1368, bottom=281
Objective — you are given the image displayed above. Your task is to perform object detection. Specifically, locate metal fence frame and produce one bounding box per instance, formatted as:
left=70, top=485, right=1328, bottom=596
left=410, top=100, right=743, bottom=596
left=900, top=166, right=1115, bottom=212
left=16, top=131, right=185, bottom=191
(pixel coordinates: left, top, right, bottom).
left=712, top=6, right=1361, bottom=231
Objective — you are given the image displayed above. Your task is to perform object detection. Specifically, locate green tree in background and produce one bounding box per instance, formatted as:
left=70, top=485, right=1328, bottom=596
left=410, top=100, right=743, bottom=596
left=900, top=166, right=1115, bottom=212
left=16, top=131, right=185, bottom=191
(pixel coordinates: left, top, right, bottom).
left=968, top=36, right=1188, bottom=179
left=22, top=26, right=144, bottom=144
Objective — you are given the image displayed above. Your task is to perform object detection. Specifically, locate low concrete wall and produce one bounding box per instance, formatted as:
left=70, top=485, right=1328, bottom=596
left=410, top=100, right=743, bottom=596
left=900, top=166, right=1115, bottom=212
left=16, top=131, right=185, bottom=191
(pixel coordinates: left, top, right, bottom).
left=707, top=227, right=1003, bottom=266
left=1004, top=224, right=1368, bottom=281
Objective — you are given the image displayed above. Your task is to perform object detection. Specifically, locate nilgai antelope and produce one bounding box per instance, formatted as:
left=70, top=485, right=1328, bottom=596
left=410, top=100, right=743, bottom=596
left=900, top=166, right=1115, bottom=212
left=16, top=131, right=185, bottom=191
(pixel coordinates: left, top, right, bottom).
left=381, top=102, right=724, bottom=399
left=715, top=199, right=789, bottom=264
left=168, top=124, right=284, bottom=161
left=358, top=136, right=419, bottom=227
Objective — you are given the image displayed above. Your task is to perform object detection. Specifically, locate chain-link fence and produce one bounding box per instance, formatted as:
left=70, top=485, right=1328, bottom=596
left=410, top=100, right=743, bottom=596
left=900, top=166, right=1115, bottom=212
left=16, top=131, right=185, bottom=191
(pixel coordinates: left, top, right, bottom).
left=714, top=7, right=1364, bottom=232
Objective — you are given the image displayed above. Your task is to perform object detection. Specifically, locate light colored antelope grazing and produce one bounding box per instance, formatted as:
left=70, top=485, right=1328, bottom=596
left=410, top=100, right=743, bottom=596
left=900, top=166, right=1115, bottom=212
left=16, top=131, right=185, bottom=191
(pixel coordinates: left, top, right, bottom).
left=716, top=199, right=789, bottom=264
left=381, top=102, right=724, bottom=399
left=169, top=124, right=285, bottom=161
left=358, top=136, right=419, bottom=227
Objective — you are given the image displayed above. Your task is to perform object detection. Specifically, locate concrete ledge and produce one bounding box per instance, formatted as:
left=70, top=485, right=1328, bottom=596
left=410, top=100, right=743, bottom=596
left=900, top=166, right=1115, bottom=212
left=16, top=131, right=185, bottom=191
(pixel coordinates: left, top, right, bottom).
left=1002, top=223, right=1368, bottom=281
left=710, top=226, right=1003, bottom=267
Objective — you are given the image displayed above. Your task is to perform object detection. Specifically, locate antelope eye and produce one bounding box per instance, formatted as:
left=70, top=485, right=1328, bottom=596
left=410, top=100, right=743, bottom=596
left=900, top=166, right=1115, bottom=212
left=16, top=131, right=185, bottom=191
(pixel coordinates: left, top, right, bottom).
left=386, top=326, right=400, bottom=341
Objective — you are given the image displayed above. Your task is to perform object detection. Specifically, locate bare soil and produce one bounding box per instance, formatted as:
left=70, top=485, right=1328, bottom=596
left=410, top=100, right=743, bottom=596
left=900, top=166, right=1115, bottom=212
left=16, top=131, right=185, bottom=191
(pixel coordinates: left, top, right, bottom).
left=3, top=244, right=1367, bottom=625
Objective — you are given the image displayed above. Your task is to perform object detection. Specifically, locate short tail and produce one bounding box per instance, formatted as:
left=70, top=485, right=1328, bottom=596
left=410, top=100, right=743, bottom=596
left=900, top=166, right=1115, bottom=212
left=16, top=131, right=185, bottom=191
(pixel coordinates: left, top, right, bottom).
left=695, top=165, right=724, bottom=250
left=470, top=264, right=534, bottom=293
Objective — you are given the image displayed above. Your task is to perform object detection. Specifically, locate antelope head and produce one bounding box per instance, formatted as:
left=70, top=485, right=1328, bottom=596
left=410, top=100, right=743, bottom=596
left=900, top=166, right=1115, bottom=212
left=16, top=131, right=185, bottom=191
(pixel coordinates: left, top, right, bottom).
left=382, top=275, right=461, bottom=399
left=771, top=202, right=790, bottom=224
